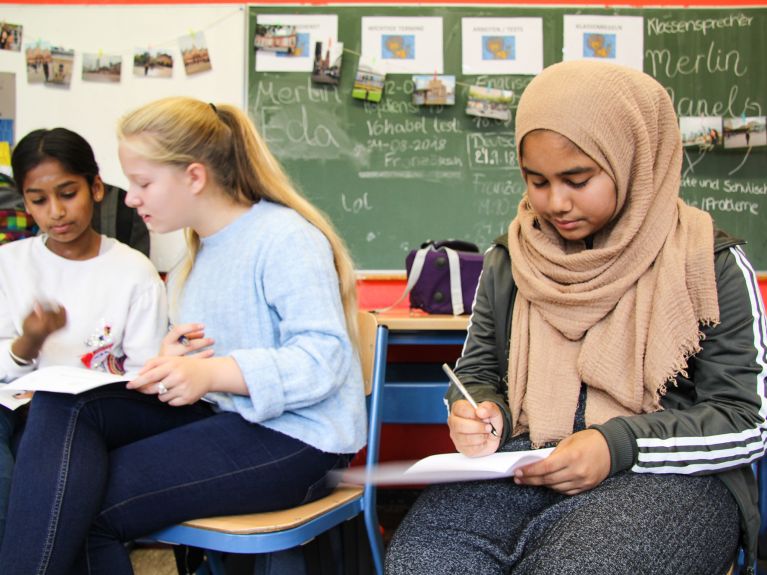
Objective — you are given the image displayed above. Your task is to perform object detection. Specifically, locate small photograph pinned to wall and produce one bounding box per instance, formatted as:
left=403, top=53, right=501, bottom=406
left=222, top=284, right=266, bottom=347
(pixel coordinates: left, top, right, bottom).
left=47, top=47, right=75, bottom=88
left=133, top=48, right=174, bottom=78
left=25, top=41, right=51, bottom=84
left=412, top=74, right=455, bottom=106
left=0, top=23, right=22, bottom=52
left=82, top=53, right=122, bottom=83
left=679, top=117, right=722, bottom=150
left=352, top=57, right=385, bottom=103
left=312, top=40, right=343, bottom=85
left=465, top=85, right=513, bottom=122
left=254, top=23, right=297, bottom=53
left=723, top=117, right=767, bottom=149
left=179, top=31, right=212, bottom=76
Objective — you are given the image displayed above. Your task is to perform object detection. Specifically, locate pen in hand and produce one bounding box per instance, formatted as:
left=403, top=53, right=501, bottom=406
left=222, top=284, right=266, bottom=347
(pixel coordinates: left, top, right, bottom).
left=442, top=363, right=499, bottom=438
left=168, top=324, right=190, bottom=346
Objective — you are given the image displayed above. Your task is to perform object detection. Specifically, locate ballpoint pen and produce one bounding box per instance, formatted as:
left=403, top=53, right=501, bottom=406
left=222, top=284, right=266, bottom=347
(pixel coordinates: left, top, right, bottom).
left=168, top=324, right=190, bottom=346
left=442, top=363, right=499, bottom=437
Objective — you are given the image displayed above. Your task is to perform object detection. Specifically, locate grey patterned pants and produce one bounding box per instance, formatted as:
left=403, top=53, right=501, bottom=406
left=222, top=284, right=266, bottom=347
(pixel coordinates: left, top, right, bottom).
left=385, top=437, right=740, bottom=575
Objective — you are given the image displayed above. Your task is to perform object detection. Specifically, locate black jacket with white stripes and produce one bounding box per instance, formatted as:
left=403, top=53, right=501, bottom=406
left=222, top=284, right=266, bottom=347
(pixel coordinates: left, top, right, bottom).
left=447, top=229, right=767, bottom=569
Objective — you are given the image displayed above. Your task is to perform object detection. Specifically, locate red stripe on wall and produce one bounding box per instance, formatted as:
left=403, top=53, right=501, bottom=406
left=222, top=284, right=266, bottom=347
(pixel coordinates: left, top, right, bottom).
left=3, top=0, right=766, bottom=5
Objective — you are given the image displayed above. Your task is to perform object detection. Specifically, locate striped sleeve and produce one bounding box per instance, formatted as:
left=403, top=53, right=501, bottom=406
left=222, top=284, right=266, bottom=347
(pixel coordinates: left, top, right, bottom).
left=596, top=246, right=767, bottom=476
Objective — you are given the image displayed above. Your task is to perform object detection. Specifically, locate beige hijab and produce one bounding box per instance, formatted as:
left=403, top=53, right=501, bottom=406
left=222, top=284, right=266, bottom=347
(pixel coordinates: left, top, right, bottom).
left=507, top=61, right=719, bottom=446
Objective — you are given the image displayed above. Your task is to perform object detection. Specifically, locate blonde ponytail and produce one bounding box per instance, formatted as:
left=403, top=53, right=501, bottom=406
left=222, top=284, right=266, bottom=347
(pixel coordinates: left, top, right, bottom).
left=117, top=97, right=359, bottom=347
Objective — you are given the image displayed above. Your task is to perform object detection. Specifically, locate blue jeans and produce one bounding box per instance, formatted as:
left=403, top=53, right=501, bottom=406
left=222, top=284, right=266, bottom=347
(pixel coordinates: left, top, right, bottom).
left=0, top=406, right=18, bottom=545
left=0, top=384, right=349, bottom=575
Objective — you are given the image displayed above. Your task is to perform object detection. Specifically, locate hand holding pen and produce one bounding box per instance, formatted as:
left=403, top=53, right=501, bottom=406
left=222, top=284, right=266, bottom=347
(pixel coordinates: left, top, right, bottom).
left=161, top=323, right=215, bottom=358
left=443, top=363, right=503, bottom=457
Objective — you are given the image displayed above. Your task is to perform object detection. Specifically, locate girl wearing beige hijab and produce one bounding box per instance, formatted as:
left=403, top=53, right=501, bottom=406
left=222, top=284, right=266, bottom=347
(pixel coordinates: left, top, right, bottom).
left=386, top=61, right=767, bottom=574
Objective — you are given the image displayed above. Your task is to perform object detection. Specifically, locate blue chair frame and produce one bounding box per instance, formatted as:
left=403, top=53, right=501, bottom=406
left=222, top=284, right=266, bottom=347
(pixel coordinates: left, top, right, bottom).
left=145, top=312, right=387, bottom=575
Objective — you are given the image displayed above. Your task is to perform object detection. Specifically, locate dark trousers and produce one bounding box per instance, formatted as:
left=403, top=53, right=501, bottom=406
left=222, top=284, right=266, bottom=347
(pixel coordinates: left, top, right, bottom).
left=0, top=384, right=346, bottom=575
left=0, top=406, right=17, bottom=544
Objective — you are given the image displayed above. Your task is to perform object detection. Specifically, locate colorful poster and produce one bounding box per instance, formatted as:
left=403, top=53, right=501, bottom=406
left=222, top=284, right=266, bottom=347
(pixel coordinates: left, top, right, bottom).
left=255, top=14, right=338, bottom=72
left=462, top=18, right=543, bottom=75
left=361, top=17, right=443, bottom=74
left=563, top=15, right=644, bottom=71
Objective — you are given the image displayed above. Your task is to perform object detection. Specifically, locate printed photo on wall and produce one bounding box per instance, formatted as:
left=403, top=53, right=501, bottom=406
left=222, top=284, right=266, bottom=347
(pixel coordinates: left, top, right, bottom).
left=0, top=71, right=15, bottom=148
left=412, top=74, right=455, bottom=106
left=254, top=23, right=297, bottom=53
left=563, top=15, right=644, bottom=71
left=25, top=41, right=51, bottom=84
left=352, top=57, right=385, bottom=103
left=48, top=47, right=75, bottom=87
left=312, top=39, right=343, bottom=85
left=0, top=23, right=22, bottom=52
left=461, top=18, right=543, bottom=75
left=723, top=117, right=767, bottom=149
left=82, top=53, right=122, bottom=83
left=133, top=48, right=174, bottom=78
left=255, top=15, right=338, bottom=73
left=43, top=46, right=75, bottom=88
left=465, top=85, right=513, bottom=121
left=361, top=17, right=443, bottom=74
left=679, top=117, right=723, bottom=150
left=179, top=31, right=212, bottom=76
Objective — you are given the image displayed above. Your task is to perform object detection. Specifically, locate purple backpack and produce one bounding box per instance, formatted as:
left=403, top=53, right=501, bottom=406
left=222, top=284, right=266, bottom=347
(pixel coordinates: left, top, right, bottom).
left=404, top=240, right=484, bottom=315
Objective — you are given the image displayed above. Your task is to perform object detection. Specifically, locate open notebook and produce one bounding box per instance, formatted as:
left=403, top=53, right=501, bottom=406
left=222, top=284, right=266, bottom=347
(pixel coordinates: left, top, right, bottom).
left=338, top=447, right=555, bottom=485
left=0, top=366, right=135, bottom=410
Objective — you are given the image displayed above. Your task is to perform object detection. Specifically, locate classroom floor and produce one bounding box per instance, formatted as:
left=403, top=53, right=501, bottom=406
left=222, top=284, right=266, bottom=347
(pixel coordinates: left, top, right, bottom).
left=131, top=545, right=176, bottom=575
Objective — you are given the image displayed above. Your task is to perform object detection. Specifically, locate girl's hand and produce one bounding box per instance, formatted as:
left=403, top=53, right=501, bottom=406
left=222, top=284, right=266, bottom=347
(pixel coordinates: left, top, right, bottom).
left=161, top=323, right=215, bottom=358
left=127, top=356, right=215, bottom=406
left=513, top=429, right=611, bottom=495
left=22, top=302, right=67, bottom=343
left=448, top=399, right=503, bottom=457
left=13, top=302, right=67, bottom=362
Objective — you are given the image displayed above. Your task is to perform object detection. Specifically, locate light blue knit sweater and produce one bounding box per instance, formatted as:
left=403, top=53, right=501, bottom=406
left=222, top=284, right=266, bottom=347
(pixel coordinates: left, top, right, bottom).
left=173, top=200, right=366, bottom=454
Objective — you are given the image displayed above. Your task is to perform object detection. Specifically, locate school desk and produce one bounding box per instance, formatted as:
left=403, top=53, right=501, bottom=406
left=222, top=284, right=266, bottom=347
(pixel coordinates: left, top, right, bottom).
left=371, top=310, right=469, bottom=426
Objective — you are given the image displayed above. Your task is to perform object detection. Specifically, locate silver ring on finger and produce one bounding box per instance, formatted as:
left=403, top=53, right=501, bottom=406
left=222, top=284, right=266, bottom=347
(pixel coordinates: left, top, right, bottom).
left=157, top=382, right=168, bottom=395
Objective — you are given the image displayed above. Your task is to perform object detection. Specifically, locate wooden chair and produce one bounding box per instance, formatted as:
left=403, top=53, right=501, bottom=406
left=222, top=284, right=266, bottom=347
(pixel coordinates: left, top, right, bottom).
left=144, top=311, right=386, bottom=574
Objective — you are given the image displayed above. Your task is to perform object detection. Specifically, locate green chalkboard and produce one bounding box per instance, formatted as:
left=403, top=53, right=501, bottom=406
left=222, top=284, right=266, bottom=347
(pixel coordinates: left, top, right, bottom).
left=247, top=6, right=767, bottom=271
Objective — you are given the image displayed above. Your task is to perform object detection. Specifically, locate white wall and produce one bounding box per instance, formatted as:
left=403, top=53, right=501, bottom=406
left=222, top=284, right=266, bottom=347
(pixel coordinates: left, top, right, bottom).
left=0, top=4, right=246, bottom=270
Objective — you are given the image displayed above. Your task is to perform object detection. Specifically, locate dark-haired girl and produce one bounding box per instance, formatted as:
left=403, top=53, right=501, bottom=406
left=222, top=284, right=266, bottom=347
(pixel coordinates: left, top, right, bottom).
left=0, top=128, right=167, bottom=543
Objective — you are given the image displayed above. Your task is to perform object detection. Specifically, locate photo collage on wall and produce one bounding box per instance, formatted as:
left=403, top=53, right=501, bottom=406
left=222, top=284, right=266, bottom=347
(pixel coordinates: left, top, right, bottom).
left=253, top=12, right=650, bottom=123
left=10, top=19, right=214, bottom=88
